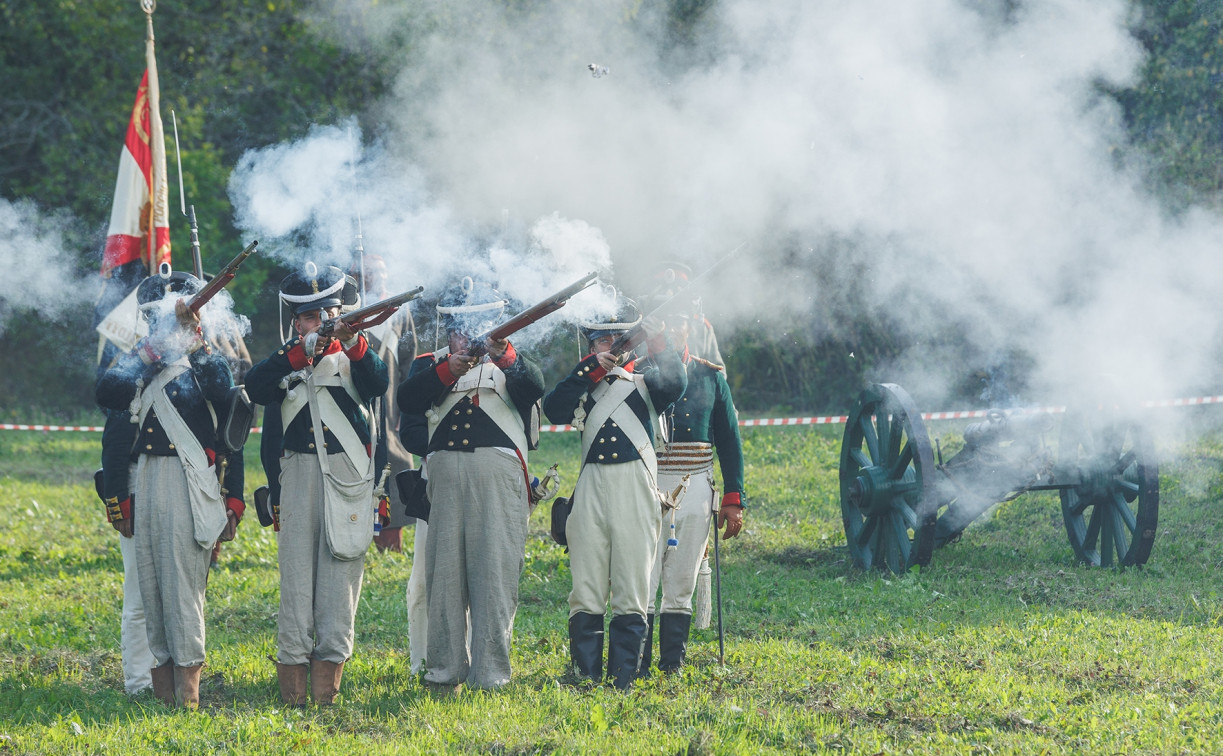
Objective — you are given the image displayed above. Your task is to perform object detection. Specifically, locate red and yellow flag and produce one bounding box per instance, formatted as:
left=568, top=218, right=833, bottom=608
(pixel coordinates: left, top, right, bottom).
left=100, top=10, right=170, bottom=277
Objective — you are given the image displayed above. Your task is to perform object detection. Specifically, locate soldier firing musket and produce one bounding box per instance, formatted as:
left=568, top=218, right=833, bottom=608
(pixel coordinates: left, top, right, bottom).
left=94, top=268, right=249, bottom=709
left=245, top=262, right=391, bottom=706
left=397, top=275, right=553, bottom=693
left=302, top=285, right=424, bottom=360
left=542, top=292, right=689, bottom=689
left=461, top=271, right=600, bottom=362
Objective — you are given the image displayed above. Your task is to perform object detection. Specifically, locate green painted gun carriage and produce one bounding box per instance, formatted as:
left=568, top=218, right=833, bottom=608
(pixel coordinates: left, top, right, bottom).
left=839, top=383, right=1159, bottom=573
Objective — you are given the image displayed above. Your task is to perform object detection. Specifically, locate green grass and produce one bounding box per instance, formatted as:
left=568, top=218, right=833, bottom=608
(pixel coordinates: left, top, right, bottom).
left=3, top=420, right=1223, bottom=754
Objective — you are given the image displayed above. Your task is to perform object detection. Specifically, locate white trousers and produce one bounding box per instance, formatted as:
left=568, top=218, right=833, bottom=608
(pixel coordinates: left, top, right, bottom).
left=647, top=469, right=714, bottom=615
left=567, top=462, right=663, bottom=620
left=406, top=520, right=429, bottom=673
left=119, top=532, right=155, bottom=693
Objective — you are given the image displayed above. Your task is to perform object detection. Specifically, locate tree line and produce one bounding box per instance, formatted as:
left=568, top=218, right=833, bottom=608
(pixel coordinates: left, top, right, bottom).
left=0, top=0, right=1218, bottom=417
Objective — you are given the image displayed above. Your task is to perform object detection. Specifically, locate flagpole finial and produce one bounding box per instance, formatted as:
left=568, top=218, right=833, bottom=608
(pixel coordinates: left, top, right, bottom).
left=141, top=0, right=156, bottom=13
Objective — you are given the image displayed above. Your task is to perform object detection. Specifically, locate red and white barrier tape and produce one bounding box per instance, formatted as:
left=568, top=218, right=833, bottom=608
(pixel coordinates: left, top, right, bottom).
left=6, top=395, right=1223, bottom=434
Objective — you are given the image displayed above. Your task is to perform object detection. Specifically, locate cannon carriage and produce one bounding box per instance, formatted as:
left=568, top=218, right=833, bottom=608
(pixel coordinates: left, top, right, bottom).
left=839, top=383, right=1159, bottom=573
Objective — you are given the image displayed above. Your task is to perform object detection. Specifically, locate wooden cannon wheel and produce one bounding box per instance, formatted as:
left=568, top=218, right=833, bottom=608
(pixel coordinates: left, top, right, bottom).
left=839, top=383, right=939, bottom=573
left=1057, top=406, right=1159, bottom=567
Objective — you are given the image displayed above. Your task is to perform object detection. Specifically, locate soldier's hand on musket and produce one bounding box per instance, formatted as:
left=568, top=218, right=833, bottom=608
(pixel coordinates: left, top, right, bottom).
left=447, top=351, right=479, bottom=377
left=114, top=517, right=134, bottom=539
left=718, top=502, right=744, bottom=540
left=332, top=318, right=358, bottom=346
left=175, top=297, right=201, bottom=330
left=595, top=349, right=619, bottom=372
left=485, top=336, right=509, bottom=359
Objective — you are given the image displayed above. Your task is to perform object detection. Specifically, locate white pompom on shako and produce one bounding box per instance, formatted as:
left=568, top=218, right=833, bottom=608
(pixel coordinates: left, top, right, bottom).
left=434, top=276, right=509, bottom=346
left=136, top=263, right=204, bottom=312
left=279, top=261, right=348, bottom=315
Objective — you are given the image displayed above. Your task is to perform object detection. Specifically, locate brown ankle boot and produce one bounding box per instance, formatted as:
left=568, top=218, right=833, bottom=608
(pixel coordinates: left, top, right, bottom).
left=151, top=661, right=175, bottom=705
left=173, top=664, right=203, bottom=709
left=276, top=663, right=309, bottom=707
left=310, top=659, right=344, bottom=705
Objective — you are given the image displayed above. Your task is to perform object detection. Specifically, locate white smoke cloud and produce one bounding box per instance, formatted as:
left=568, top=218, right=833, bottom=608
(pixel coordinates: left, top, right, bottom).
left=0, top=198, right=97, bottom=335
left=227, top=0, right=1223, bottom=407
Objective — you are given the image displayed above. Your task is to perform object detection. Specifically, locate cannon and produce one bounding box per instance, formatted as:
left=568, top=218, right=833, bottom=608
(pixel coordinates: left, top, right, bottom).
left=839, top=383, right=1159, bottom=573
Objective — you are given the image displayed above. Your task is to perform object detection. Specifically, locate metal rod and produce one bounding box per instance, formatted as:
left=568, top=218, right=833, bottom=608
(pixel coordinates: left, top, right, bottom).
left=170, top=110, right=203, bottom=280
left=711, top=490, right=726, bottom=665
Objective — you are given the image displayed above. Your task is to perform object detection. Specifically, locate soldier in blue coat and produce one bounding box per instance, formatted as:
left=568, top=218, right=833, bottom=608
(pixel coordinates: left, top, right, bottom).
left=95, top=271, right=246, bottom=708
left=542, top=298, right=687, bottom=689
left=246, top=262, right=388, bottom=706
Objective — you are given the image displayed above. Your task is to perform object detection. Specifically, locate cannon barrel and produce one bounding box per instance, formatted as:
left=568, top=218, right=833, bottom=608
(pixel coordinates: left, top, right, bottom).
left=963, top=410, right=1055, bottom=448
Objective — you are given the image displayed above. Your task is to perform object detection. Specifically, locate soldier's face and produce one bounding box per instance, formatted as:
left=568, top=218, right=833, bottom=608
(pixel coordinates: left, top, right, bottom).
left=294, top=307, right=340, bottom=335
left=588, top=335, right=616, bottom=355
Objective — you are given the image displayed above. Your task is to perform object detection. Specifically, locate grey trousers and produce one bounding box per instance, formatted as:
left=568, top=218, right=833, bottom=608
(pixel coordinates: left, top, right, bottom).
left=119, top=528, right=156, bottom=692
left=424, top=449, right=529, bottom=689
left=134, top=455, right=212, bottom=667
left=276, top=451, right=367, bottom=666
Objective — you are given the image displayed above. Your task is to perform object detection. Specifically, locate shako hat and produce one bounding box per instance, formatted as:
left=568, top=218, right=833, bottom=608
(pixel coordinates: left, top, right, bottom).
left=436, top=276, right=508, bottom=337
left=652, top=260, right=692, bottom=289
left=136, top=266, right=204, bottom=311
left=580, top=295, right=642, bottom=343
left=280, top=261, right=348, bottom=315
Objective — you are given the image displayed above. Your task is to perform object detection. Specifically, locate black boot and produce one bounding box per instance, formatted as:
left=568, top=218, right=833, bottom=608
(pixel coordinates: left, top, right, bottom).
left=568, top=613, right=604, bottom=681
left=658, top=612, right=692, bottom=673
left=638, top=613, right=655, bottom=678
left=606, top=614, right=647, bottom=690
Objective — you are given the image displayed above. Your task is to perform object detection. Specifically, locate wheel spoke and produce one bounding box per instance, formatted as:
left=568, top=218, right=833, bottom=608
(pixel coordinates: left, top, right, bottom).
left=1111, top=490, right=1138, bottom=534
left=887, top=414, right=904, bottom=466
left=898, top=498, right=918, bottom=531
left=1112, top=450, right=1137, bottom=475
left=1100, top=505, right=1114, bottom=566
left=1083, top=504, right=1103, bottom=550
left=876, top=412, right=893, bottom=465
left=1065, top=490, right=1090, bottom=516
left=890, top=508, right=912, bottom=566
left=881, top=516, right=900, bottom=573
left=850, top=447, right=872, bottom=470
left=857, top=515, right=878, bottom=548
left=1109, top=504, right=1130, bottom=563
left=860, top=414, right=881, bottom=462
left=890, top=440, right=914, bottom=480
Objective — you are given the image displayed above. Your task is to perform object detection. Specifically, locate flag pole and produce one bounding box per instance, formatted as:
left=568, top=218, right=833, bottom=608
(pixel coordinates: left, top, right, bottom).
left=143, top=0, right=168, bottom=274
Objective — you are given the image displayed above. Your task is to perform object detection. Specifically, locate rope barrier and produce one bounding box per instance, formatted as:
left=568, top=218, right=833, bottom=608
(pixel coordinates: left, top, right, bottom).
left=6, top=395, right=1223, bottom=434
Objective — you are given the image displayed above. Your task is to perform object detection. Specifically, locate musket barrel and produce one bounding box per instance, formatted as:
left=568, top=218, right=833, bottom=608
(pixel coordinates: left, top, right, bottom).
left=187, top=239, right=259, bottom=312
left=467, top=272, right=599, bottom=358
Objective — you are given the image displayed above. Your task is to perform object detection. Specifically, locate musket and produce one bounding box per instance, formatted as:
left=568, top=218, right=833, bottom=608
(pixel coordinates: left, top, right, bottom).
left=170, top=110, right=204, bottom=281
left=310, top=285, right=426, bottom=344
left=186, top=240, right=259, bottom=313
left=463, top=272, right=599, bottom=361
left=607, top=242, right=747, bottom=359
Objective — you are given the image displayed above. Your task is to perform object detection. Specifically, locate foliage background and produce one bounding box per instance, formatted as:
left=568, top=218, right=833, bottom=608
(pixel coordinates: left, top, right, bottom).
left=1, top=0, right=1222, bottom=418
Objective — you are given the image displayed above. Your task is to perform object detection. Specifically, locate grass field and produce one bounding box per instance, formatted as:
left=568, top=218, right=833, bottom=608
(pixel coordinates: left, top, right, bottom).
left=2, top=412, right=1223, bottom=754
